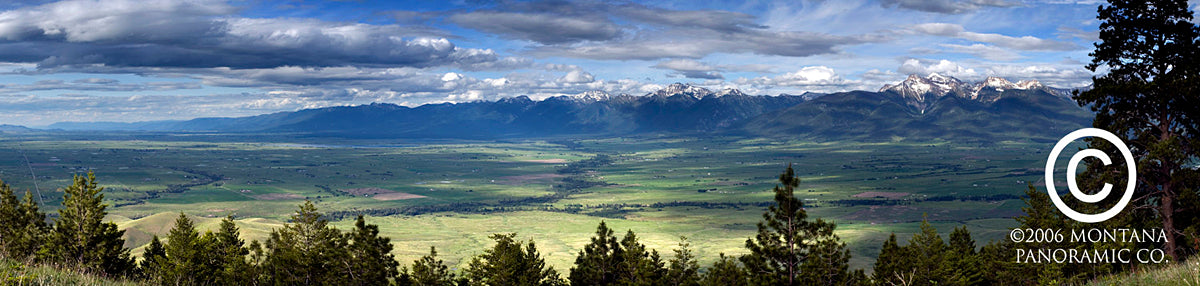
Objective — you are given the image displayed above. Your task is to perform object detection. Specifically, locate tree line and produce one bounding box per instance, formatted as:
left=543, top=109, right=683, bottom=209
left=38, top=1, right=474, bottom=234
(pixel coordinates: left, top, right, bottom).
left=0, top=164, right=1194, bottom=285
left=0, top=166, right=866, bottom=286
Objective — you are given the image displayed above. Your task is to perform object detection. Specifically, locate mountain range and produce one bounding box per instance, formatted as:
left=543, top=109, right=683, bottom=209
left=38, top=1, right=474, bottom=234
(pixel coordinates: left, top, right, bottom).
left=45, top=74, right=1093, bottom=141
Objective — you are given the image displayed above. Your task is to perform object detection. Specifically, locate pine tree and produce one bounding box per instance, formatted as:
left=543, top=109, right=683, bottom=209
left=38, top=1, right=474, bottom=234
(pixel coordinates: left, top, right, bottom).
left=0, top=180, right=47, bottom=260
left=161, top=213, right=209, bottom=286
left=872, top=233, right=911, bottom=285
left=1075, top=0, right=1200, bottom=261
left=741, top=164, right=850, bottom=285
left=262, top=200, right=350, bottom=285
left=569, top=221, right=623, bottom=285
left=665, top=236, right=700, bottom=286
left=210, top=216, right=252, bottom=285
left=464, top=233, right=562, bottom=286
left=907, top=217, right=947, bottom=285
left=616, top=230, right=666, bottom=285
left=411, top=246, right=456, bottom=286
left=801, top=235, right=859, bottom=285
left=945, top=226, right=982, bottom=285
left=345, top=215, right=400, bottom=286
left=976, top=239, right=1029, bottom=285
left=700, top=253, right=745, bottom=286
left=139, top=235, right=166, bottom=281
left=44, top=172, right=134, bottom=276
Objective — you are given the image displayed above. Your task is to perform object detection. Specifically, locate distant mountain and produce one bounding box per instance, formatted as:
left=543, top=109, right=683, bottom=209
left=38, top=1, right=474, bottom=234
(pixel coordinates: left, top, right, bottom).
left=0, top=124, right=36, bottom=134
left=48, top=75, right=1092, bottom=141
left=51, top=84, right=806, bottom=138
left=878, top=73, right=1073, bottom=112
left=741, top=74, right=1092, bottom=141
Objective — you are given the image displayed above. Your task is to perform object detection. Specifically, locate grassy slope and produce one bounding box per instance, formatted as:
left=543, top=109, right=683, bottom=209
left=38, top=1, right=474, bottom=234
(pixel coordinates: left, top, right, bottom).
left=1089, top=258, right=1200, bottom=286
left=0, top=257, right=143, bottom=286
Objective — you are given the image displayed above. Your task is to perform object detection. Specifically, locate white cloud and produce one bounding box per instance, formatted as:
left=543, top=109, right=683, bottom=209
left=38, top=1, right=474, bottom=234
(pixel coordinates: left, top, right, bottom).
left=559, top=70, right=595, bottom=83
left=898, top=59, right=978, bottom=77
left=731, top=66, right=864, bottom=93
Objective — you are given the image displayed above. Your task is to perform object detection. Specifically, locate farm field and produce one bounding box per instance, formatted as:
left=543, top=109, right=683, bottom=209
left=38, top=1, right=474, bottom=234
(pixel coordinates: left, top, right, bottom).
left=0, top=133, right=1071, bottom=271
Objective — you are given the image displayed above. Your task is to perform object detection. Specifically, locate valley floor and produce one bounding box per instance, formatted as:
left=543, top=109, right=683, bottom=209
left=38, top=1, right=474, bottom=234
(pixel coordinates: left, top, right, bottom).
left=0, top=134, right=1068, bottom=271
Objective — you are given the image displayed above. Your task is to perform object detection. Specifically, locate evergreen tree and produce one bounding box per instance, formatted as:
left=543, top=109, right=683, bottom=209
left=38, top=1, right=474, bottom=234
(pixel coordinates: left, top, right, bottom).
left=395, top=266, right=415, bottom=286
left=801, top=235, right=860, bottom=285
left=872, top=233, right=911, bottom=285
left=210, top=216, right=253, bottom=285
left=906, top=217, right=947, bottom=285
left=976, top=240, right=1028, bottom=286
left=139, top=235, right=166, bottom=281
left=247, top=239, right=268, bottom=284
left=1075, top=0, right=1200, bottom=261
left=464, top=233, right=562, bottom=286
left=411, top=246, right=456, bottom=286
left=345, top=215, right=400, bottom=286
left=945, top=226, right=982, bottom=285
left=161, top=213, right=212, bottom=286
left=700, top=253, right=745, bottom=286
left=616, top=230, right=666, bottom=285
left=44, top=172, right=134, bottom=276
left=741, top=165, right=851, bottom=285
left=0, top=180, right=47, bottom=260
left=262, top=200, right=350, bottom=285
left=569, top=221, right=623, bottom=285
left=665, top=236, right=700, bottom=286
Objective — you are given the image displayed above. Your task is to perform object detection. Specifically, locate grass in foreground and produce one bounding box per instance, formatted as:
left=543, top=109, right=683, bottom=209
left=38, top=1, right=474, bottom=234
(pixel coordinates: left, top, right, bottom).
left=0, top=257, right=142, bottom=286
left=1089, top=258, right=1200, bottom=286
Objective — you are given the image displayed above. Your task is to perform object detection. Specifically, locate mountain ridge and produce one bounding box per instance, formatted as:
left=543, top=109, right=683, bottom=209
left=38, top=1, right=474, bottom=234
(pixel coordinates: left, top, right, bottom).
left=45, top=76, right=1092, bottom=141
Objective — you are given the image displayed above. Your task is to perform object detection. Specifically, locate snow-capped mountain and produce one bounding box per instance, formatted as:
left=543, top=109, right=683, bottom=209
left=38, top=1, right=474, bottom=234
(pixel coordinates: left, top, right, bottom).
left=716, top=87, right=747, bottom=97
left=559, top=90, right=612, bottom=102
left=650, top=83, right=717, bottom=99
left=880, top=74, right=1063, bottom=111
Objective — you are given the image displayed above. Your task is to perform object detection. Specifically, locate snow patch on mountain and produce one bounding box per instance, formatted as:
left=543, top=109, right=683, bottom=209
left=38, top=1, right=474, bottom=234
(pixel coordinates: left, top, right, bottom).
left=880, top=74, right=1063, bottom=111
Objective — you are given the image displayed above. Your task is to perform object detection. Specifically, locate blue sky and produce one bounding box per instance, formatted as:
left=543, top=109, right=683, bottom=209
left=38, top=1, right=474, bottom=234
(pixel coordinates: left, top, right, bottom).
left=0, top=0, right=1186, bottom=126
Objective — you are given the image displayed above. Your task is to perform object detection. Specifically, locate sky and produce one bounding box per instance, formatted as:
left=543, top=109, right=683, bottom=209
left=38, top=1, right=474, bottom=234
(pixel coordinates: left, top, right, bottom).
left=0, top=0, right=1191, bottom=126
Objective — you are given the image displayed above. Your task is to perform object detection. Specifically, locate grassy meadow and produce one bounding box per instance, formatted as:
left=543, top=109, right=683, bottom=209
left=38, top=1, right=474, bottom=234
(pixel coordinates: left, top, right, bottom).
left=0, top=133, right=1067, bottom=272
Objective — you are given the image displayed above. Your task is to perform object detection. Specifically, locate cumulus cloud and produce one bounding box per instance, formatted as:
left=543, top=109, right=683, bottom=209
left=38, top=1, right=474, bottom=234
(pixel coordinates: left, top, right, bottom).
left=898, top=59, right=978, bottom=77
left=732, top=66, right=865, bottom=93
left=768, top=66, right=848, bottom=86
left=559, top=70, right=595, bottom=83
left=881, top=0, right=1020, bottom=14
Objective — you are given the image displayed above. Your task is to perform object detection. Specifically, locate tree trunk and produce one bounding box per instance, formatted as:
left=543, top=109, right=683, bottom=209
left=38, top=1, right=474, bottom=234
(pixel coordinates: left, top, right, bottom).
left=1161, top=189, right=1178, bottom=261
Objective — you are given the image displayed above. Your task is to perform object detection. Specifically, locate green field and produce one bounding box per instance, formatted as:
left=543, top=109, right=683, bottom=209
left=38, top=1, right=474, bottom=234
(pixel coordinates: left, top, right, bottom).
left=0, top=133, right=1071, bottom=272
